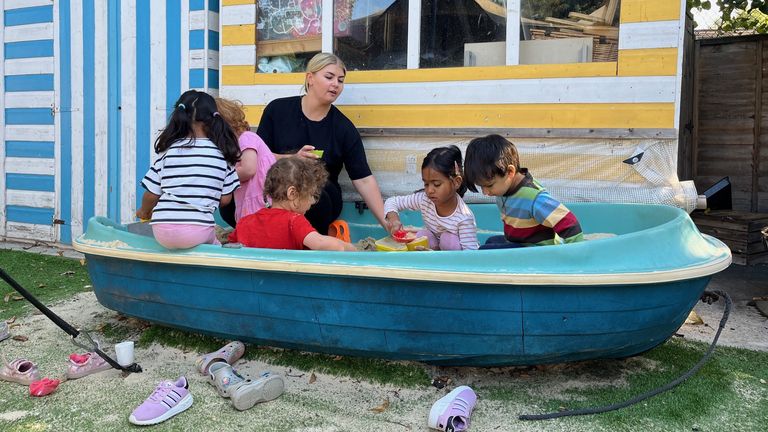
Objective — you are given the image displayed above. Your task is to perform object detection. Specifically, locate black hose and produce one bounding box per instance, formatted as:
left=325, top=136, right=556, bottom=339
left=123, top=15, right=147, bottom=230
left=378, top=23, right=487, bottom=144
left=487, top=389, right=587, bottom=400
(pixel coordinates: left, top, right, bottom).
left=0, top=268, right=142, bottom=374
left=519, top=290, right=731, bottom=421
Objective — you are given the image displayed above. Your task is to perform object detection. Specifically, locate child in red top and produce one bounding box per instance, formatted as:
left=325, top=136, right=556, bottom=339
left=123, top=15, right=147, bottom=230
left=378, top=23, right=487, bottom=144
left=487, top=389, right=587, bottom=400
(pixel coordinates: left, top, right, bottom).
left=228, top=157, right=357, bottom=251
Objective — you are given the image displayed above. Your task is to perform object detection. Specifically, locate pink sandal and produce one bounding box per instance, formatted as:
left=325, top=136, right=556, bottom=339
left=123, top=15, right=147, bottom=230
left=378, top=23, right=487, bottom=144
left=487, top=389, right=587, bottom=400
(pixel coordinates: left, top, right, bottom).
left=0, top=357, right=41, bottom=386
left=66, top=352, right=113, bottom=379
left=195, top=341, right=245, bottom=375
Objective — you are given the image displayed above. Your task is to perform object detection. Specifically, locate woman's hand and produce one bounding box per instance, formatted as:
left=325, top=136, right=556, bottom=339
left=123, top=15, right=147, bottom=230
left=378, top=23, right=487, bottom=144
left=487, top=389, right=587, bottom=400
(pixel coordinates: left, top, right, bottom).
left=385, top=212, right=402, bottom=236
left=295, top=145, right=319, bottom=159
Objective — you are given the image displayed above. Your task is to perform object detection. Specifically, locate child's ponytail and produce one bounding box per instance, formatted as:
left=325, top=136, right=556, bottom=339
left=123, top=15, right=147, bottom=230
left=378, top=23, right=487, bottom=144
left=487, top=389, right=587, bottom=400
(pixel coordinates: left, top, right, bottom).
left=154, top=90, right=198, bottom=154
left=422, top=145, right=468, bottom=197
left=207, top=110, right=241, bottom=165
left=155, top=90, right=241, bottom=165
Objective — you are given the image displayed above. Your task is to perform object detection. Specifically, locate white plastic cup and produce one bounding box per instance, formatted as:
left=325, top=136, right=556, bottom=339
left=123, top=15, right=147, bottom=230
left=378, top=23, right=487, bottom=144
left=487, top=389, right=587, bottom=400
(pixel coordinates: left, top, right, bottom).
left=115, top=341, right=135, bottom=366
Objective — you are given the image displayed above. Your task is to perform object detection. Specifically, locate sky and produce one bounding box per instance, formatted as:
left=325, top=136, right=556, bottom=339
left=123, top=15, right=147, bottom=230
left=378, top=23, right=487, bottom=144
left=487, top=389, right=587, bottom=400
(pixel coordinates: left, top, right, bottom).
left=691, top=4, right=723, bottom=30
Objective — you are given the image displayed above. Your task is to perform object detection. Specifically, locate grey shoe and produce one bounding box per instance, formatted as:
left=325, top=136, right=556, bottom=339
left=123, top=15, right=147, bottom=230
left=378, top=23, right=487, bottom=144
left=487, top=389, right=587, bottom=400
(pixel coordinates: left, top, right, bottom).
left=0, top=322, right=8, bottom=342
left=230, top=372, right=285, bottom=411
left=208, top=362, right=252, bottom=398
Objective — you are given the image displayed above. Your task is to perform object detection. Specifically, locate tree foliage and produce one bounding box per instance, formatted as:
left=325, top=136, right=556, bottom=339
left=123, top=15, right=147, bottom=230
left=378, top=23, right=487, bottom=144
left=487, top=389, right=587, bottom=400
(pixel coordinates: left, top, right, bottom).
left=688, top=0, right=768, bottom=33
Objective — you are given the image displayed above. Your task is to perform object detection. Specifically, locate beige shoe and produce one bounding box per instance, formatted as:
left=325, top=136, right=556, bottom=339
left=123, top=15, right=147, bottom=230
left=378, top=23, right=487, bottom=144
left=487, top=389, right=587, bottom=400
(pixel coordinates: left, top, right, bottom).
left=231, top=372, right=285, bottom=411
left=0, top=358, right=41, bottom=386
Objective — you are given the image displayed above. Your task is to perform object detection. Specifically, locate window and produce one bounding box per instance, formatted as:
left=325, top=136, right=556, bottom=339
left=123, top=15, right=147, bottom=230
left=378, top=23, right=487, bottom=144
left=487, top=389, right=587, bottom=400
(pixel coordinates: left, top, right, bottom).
left=256, top=0, right=323, bottom=73
left=335, top=0, right=409, bottom=70
left=254, top=0, right=620, bottom=72
left=519, top=0, right=619, bottom=64
left=421, top=0, right=506, bottom=68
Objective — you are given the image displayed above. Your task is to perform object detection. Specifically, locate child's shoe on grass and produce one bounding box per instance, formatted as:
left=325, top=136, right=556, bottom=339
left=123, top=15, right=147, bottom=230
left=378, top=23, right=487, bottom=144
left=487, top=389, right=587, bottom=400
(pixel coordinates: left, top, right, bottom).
left=129, top=376, right=193, bottom=426
left=230, top=371, right=285, bottom=411
left=30, top=378, right=61, bottom=397
left=208, top=362, right=252, bottom=398
left=428, top=385, right=477, bottom=432
left=195, top=341, right=245, bottom=375
left=0, top=358, right=40, bottom=386
left=66, top=352, right=113, bottom=379
left=0, top=321, right=9, bottom=342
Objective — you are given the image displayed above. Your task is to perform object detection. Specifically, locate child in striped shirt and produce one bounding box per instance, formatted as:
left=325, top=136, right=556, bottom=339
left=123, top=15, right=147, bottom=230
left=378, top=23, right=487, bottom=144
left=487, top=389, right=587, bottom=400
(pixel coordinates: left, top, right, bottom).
left=384, top=146, right=479, bottom=250
left=136, top=90, right=241, bottom=249
left=464, top=134, right=583, bottom=248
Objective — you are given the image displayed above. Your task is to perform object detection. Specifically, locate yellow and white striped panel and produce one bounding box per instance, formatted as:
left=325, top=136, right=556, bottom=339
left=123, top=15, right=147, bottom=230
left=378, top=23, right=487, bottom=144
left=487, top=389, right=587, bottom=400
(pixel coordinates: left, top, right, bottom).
left=221, top=0, right=256, bottom=69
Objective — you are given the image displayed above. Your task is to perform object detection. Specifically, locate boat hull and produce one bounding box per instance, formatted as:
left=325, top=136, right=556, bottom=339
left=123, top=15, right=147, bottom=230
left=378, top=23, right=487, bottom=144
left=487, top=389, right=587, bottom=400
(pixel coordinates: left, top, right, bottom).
left=75, top=202, right=730, bottom=366
left=85, top=254, right=710, bottom=366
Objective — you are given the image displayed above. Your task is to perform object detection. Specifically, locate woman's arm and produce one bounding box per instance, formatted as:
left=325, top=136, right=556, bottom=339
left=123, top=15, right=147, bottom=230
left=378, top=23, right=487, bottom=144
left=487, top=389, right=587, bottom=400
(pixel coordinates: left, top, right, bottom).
left=351, top=175, right=387, bottom=229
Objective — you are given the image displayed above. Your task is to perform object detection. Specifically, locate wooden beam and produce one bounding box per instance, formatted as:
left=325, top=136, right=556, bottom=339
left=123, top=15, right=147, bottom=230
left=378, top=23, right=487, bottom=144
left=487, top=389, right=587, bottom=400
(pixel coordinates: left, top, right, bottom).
left=603, top=0, right=619, bottom=24
left=753, top=40, right=763, bottom=212
left=568, top=12, right=607, bottom=24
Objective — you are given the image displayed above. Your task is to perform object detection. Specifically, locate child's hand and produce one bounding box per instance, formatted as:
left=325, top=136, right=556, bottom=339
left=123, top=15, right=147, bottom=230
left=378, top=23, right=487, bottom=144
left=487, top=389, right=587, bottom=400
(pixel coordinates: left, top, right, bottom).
left=135, top=207, right=151, bottom=222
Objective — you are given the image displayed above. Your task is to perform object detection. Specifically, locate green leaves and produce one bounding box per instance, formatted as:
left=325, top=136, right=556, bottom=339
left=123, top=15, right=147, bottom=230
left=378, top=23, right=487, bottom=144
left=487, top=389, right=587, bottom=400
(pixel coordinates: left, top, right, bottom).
left=689, top=0, right=768, bottom=34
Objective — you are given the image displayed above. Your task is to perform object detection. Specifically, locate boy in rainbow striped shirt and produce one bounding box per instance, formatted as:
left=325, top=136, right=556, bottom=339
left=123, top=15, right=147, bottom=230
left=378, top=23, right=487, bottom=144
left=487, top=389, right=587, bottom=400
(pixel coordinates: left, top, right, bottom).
left=464, top=134, right=584, bottom=249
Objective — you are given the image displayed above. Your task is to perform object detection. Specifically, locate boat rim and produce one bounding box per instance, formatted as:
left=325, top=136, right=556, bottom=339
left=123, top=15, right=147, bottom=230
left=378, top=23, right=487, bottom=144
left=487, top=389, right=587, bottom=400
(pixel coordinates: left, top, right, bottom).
left=72, top=235, right=732, bottom=286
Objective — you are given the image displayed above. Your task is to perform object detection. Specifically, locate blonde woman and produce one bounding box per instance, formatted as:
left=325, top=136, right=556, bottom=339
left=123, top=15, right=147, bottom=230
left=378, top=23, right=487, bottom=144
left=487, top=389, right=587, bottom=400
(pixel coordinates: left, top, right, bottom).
left=256, top=53, right=386, bottom=234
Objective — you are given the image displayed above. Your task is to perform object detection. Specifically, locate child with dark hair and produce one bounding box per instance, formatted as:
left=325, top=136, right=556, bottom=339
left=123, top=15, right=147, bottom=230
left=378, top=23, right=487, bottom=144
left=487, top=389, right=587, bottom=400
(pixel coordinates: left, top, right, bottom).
left=464, top=134, right=583, bottom=248
left=136, top=90, right=241, bottom=249
left=228, top=157, right=357, bottom=251
left=384, top=145, right=479, bottom=250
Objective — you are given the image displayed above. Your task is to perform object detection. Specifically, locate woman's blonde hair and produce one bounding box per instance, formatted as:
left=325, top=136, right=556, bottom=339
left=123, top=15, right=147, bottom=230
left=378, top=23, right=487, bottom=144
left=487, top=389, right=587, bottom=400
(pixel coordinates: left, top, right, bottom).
left=264, top=157, right=328, bottom=203
left=215, top=97, right=249, bottom=135
left=303, top=52, right=347, bottom=94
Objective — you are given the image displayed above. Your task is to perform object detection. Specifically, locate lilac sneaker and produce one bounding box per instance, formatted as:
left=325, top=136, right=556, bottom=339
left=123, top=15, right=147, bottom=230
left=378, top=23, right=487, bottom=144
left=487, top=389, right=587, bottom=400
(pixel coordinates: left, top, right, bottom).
left=427, top=385, right=477, bottom=432
left=129, top=377, right=194, bottom=426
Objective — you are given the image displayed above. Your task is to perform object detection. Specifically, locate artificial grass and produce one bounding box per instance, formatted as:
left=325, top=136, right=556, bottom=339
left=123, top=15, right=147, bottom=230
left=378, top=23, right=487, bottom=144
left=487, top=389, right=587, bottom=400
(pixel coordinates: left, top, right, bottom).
left=0, top=249, right=92, bottom=321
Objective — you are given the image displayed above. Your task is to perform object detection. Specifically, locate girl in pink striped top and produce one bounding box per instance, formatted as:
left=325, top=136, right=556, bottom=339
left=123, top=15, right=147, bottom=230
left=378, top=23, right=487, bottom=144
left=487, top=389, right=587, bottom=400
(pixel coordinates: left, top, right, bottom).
left=384, top=146, right=479, bottom=250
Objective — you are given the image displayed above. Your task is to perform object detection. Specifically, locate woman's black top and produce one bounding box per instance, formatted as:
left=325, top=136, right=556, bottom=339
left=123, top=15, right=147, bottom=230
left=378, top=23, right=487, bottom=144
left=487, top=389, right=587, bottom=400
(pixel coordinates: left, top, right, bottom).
left=256, top=95, right=372, bottom=185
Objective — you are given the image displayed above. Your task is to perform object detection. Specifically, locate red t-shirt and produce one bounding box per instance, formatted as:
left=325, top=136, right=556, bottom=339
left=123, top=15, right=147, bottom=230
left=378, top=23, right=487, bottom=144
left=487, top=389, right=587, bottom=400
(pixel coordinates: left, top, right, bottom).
left=228, top=208, right=316, bottom=250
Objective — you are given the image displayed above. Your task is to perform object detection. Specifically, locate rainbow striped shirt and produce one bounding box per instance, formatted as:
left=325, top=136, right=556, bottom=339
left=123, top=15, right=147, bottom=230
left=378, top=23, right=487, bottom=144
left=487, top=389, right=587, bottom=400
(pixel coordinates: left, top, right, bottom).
left=497, top=170, right=584, bottom=246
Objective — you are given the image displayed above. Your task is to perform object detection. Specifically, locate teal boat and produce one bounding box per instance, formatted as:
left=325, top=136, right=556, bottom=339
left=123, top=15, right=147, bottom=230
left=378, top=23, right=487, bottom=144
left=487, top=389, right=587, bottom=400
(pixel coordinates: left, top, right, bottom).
left=72, top=202, right=731, bottom=366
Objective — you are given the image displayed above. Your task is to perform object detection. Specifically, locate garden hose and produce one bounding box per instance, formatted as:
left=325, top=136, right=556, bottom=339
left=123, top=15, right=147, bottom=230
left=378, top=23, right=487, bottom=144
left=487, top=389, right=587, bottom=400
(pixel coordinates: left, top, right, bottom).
left=0, top=268, right=142, bottom=374
left=519, top=290, right=731, bottom=421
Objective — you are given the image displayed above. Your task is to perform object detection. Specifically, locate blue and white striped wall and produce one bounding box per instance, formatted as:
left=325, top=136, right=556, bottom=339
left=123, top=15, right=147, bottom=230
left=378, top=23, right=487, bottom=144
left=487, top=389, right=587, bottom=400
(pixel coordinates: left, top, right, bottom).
left=1, top=0, right=216, bottom=244
left=189, top=0, right=219, bottom=93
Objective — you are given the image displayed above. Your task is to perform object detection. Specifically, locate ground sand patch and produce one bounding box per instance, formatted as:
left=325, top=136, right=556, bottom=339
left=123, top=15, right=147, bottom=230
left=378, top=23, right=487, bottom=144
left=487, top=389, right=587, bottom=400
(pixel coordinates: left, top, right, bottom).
left=0, top=291, right=763, bottom=431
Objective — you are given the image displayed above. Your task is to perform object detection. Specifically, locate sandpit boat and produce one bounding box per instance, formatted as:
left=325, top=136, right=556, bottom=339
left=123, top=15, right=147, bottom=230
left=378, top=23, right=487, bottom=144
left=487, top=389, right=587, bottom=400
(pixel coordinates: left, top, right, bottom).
left=73, top=202, right=731, bottom=366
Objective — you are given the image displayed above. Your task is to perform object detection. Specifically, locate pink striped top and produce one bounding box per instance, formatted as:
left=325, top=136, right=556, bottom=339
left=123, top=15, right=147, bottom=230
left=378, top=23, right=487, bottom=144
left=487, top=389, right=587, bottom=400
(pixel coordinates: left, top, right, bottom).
left=384, top=192, right=479, bottom=250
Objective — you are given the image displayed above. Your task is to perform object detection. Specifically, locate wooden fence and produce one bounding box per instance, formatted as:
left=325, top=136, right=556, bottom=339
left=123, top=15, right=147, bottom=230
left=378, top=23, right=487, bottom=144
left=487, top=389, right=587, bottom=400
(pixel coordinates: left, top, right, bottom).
left=689, top=35, right=768, bottom=212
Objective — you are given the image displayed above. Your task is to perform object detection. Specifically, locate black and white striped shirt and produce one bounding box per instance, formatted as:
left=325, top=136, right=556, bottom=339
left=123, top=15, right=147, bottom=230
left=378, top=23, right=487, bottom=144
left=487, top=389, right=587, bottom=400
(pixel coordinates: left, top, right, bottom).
left=141, top=138, right=239, bottom=226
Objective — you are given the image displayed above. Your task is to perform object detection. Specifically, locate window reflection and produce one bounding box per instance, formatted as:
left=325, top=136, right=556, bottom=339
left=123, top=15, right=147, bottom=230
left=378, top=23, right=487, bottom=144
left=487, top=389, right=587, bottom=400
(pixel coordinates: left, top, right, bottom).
left=334, top=0, right=409, bottom=70
left=520, top=0, right=619, bottom=64
left=256, top=0, right=323, bottom=73
left=420, top=0, right=506, bottom=68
